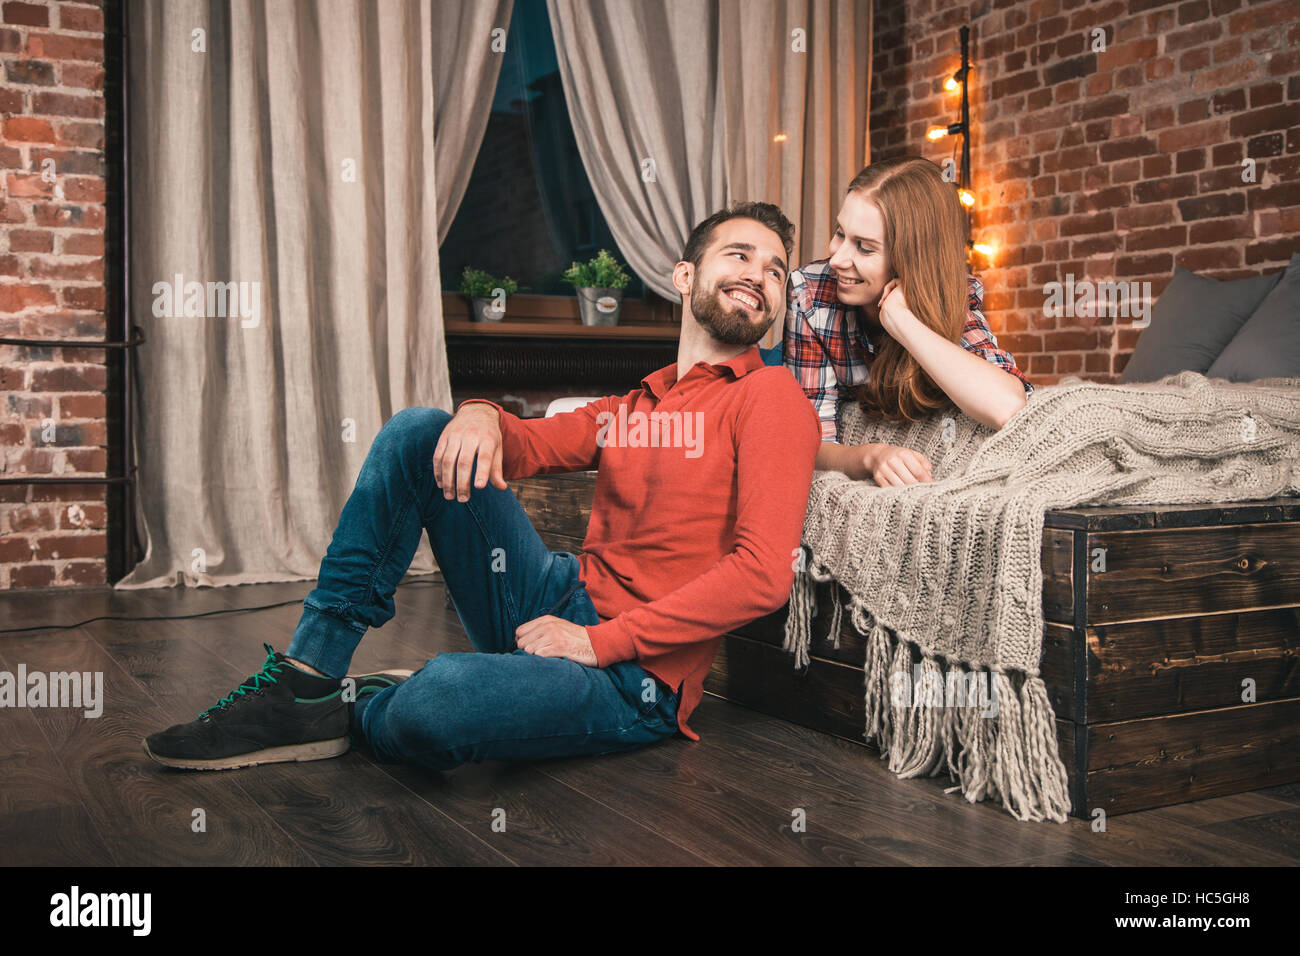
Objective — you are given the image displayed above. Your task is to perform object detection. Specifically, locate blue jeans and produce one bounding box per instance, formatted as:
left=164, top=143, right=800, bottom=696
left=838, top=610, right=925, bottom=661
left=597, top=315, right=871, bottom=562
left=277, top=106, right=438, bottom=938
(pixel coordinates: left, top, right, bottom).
left=286, top=406, right=680, bottom=772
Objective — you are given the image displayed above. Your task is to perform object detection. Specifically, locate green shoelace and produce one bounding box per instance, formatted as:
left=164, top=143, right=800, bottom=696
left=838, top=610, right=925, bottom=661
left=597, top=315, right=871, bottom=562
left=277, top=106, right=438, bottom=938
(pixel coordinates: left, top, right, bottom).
left=198, top=643, right=284, bottom=720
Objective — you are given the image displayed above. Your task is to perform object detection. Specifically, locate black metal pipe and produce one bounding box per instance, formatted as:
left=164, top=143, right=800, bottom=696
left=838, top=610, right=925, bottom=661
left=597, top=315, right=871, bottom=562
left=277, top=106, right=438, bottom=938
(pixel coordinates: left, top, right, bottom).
left=960, top=25, right=971, bottom=194
left=0, top=476, right=135, bottom=485
left=103, top=0, right=136, bottom=580
left=0, top=330, right=144, bottom=350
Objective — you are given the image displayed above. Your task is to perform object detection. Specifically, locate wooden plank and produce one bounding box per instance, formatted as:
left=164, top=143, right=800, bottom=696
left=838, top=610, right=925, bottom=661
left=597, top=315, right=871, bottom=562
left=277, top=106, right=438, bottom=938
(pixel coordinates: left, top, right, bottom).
left=531, top=712, right=905, bottom=865
left=1201, top=807, right=1300, bottom=859
left=1044, top=497, right=1300, bottom=531
left=1084, top=523, right=1300, bottom=623
left=1141, top=790, right=1300, bottom=827
left=1041, top=622, right=1079, bottom=722
left=1084, top=607, right=1300, bottom=722
left=0, top=628, right=317, bottom=866
left=443, top=292, right=677, bottom=326
left=1057, top=718, right=1087, bottom=819
left=0, top=701, right=118, bottom=866
left=705, top=631, right=866, bottom=744
left=1084, top=697, right=1300, bottom=815
left=511, top=473, right=595, bottom=540
left=535, top=530, right=585, bottom=555
left=1042, top=527, right=1075, bottom=624
left=444, top=319, right=680, bottom=339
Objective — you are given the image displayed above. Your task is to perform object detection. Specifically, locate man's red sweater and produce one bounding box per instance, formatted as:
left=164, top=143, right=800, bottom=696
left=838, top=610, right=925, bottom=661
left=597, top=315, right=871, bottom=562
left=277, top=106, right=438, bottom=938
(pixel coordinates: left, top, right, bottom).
left=460, top=346, right=821, bottom=740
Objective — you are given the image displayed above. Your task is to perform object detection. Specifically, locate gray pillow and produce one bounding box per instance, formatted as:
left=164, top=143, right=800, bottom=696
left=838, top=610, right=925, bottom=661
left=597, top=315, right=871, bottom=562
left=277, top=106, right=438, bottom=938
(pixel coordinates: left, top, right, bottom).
left=1119, top=266, right=1281, bottom=383
left=1206, top=252, right=1300, bottom=382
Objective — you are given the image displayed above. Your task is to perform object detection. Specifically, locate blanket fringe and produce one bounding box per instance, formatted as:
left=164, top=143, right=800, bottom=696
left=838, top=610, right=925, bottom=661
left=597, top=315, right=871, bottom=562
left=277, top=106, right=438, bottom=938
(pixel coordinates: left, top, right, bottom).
left=782, top=569, right=816, bottom=671
left=782, top=559, right=841, bottom=670
left=860, top=616, right=893, bottom=753
left=784, top=563, right=1071, bottom=823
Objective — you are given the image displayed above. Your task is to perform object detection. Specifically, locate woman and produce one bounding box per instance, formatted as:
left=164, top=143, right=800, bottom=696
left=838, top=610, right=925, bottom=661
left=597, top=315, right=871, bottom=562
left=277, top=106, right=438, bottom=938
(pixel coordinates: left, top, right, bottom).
left=784, top=156, right=1034, bottom=486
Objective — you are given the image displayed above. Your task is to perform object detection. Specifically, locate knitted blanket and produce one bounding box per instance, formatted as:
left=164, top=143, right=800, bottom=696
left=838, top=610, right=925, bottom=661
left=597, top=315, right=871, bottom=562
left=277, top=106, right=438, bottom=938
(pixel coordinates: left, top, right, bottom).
left=783, top=371, right=1300, bottom=822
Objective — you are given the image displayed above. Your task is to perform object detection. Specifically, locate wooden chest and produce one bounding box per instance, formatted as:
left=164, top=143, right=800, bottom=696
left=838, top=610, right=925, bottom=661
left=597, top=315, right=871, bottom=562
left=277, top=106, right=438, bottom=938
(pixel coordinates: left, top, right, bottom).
left=510, top=472, right=1300, bottom=818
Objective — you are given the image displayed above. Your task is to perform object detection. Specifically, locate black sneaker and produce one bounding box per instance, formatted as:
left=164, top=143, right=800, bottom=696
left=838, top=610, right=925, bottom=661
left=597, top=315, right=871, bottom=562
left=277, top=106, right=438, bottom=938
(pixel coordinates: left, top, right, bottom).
left=343, top=668, right=414, bottom=747
left=143, top=643, right=349, bottom=770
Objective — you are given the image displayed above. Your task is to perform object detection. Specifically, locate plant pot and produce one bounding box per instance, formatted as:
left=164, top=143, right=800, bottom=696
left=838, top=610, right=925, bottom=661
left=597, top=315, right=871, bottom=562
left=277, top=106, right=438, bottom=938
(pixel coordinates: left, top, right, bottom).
left=470, top=296, right=506, bottom=322
left=576, top=287, right=623, bottom=326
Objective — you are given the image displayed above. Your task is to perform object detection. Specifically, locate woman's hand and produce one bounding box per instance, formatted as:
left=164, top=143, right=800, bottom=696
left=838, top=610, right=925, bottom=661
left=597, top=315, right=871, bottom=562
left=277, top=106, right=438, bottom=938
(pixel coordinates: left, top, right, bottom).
left=876, top=279, right=912, bottom=336
left=815, top=441, right=934, bottom=485
left=855, top=442, right=933, bottom=486
left=872, top=279, right=1028, bottom=430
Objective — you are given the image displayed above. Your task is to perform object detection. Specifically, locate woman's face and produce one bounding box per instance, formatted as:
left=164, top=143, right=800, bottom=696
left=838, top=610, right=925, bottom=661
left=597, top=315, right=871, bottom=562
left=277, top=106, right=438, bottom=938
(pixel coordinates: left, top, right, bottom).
left=827, top=191, right=892, bottom=316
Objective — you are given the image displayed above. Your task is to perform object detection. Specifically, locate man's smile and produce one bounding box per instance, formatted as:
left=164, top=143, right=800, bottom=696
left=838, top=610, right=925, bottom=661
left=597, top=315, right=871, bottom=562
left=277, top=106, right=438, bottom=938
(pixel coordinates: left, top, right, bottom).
left=723, top=284, right=764, bottom=313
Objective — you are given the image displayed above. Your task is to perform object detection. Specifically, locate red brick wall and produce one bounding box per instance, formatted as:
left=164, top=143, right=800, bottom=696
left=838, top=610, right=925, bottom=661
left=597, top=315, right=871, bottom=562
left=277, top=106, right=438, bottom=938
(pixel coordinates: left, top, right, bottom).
left=1, top=0, right=108, bottom=589
left=871, top=0, right=1300, bottom=384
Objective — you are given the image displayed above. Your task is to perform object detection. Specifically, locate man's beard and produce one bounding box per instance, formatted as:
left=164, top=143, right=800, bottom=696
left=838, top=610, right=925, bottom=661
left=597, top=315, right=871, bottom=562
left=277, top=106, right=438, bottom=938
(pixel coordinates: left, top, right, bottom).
left=690, top=276, right=775, bottom=347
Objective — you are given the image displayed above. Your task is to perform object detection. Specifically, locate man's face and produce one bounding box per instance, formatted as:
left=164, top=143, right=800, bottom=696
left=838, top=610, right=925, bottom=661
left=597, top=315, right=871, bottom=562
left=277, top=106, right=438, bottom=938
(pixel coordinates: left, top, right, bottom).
left=826, top=191, right=892, bottom=315
left=685, top=218, right=789, bottom=346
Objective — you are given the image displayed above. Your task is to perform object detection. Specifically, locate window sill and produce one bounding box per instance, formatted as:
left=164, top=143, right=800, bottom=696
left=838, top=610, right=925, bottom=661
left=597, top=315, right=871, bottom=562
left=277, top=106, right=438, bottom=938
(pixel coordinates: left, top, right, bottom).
left=443, top=318, right=679, bottom=340
left=442, top=292, right=680, bottom=339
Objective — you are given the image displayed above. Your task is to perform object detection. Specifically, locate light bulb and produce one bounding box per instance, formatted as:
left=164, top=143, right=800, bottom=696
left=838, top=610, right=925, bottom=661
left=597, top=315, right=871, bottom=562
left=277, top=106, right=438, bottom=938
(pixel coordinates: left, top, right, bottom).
left=926, top=125, right=948, bottom=141
left=959, top=189, right=975, bottom=207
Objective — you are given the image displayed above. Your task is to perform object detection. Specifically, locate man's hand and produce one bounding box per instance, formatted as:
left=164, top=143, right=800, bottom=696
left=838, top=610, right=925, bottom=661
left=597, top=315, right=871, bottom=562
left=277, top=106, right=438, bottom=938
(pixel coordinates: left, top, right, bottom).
left=433, top=403, right=508, bottom=502
left=515, top=615, right=598, bottom=667
left=855, top=442, right=933, bottom=486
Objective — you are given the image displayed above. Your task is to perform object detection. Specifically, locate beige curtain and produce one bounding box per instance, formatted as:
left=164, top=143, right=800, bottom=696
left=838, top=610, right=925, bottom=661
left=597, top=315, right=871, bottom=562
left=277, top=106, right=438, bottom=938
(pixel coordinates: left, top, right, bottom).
left=720, top=0, right=872, bottom=279
left=547, top=0, right=729, bottom=303
left=433, top=0, right=513, bottom=241
left=117, top=0, right=457, bottom=588
left=548, top=0, right=872, bottom=345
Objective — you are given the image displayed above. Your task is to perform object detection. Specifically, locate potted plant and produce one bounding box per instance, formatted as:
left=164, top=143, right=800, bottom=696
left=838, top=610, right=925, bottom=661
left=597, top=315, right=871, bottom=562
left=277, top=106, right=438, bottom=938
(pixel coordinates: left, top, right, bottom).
left=563, top=249, right=630, bottom=326
left=460, top=267, right=518, bottom=322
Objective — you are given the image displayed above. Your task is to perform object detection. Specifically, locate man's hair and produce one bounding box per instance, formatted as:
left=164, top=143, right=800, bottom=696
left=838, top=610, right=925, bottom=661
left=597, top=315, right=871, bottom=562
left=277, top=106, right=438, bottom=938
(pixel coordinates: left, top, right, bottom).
left=681, top=201, right=795, bottom=268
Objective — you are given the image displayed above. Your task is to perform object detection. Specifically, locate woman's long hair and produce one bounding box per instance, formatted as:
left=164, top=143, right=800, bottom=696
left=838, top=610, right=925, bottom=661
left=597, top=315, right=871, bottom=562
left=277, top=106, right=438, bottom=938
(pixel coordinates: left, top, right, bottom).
left=845, top=156, right=969, bottom=422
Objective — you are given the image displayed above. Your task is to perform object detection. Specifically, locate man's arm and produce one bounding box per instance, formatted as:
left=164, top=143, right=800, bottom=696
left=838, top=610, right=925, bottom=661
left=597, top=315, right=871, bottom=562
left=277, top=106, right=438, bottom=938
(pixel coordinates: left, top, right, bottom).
left=457, top=396, right=620, bottom=478
left=581, top=380, right=822, bottom=673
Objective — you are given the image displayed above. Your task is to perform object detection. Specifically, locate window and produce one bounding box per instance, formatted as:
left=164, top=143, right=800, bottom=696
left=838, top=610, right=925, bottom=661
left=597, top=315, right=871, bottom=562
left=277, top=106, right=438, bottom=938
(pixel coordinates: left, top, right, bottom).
left=439, top=0, right=646, bottom=300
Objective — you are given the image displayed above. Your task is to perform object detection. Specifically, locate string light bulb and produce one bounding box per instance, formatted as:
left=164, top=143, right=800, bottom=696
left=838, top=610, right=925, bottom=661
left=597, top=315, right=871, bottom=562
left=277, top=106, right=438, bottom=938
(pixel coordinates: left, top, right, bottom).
left=958, top=188, right=975, bottom=207
left=926, top=125, right=949, bottom=141
left=944, top=75, right=959, bottom=92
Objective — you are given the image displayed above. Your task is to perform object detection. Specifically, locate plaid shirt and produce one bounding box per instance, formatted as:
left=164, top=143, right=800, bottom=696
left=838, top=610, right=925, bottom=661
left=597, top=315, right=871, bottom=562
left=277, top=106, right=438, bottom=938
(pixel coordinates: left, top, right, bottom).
left=784, top=259, right=1034, bottom=441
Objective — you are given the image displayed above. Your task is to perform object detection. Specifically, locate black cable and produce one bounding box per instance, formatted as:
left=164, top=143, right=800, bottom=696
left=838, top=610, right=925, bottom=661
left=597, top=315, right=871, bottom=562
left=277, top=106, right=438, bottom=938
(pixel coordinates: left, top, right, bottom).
left=0, top=577, right=444, bottom=635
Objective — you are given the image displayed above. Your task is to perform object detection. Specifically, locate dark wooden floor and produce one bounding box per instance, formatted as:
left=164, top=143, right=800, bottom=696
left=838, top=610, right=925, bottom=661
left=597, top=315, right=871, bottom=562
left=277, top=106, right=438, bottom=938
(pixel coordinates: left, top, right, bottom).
left=2, top=578, right=1298, bottom=866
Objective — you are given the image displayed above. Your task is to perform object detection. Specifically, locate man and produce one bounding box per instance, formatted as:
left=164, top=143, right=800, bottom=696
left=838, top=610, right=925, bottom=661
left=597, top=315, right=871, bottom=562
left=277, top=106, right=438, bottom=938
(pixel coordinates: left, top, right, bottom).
left=143, top=201, right=822, bottom=772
